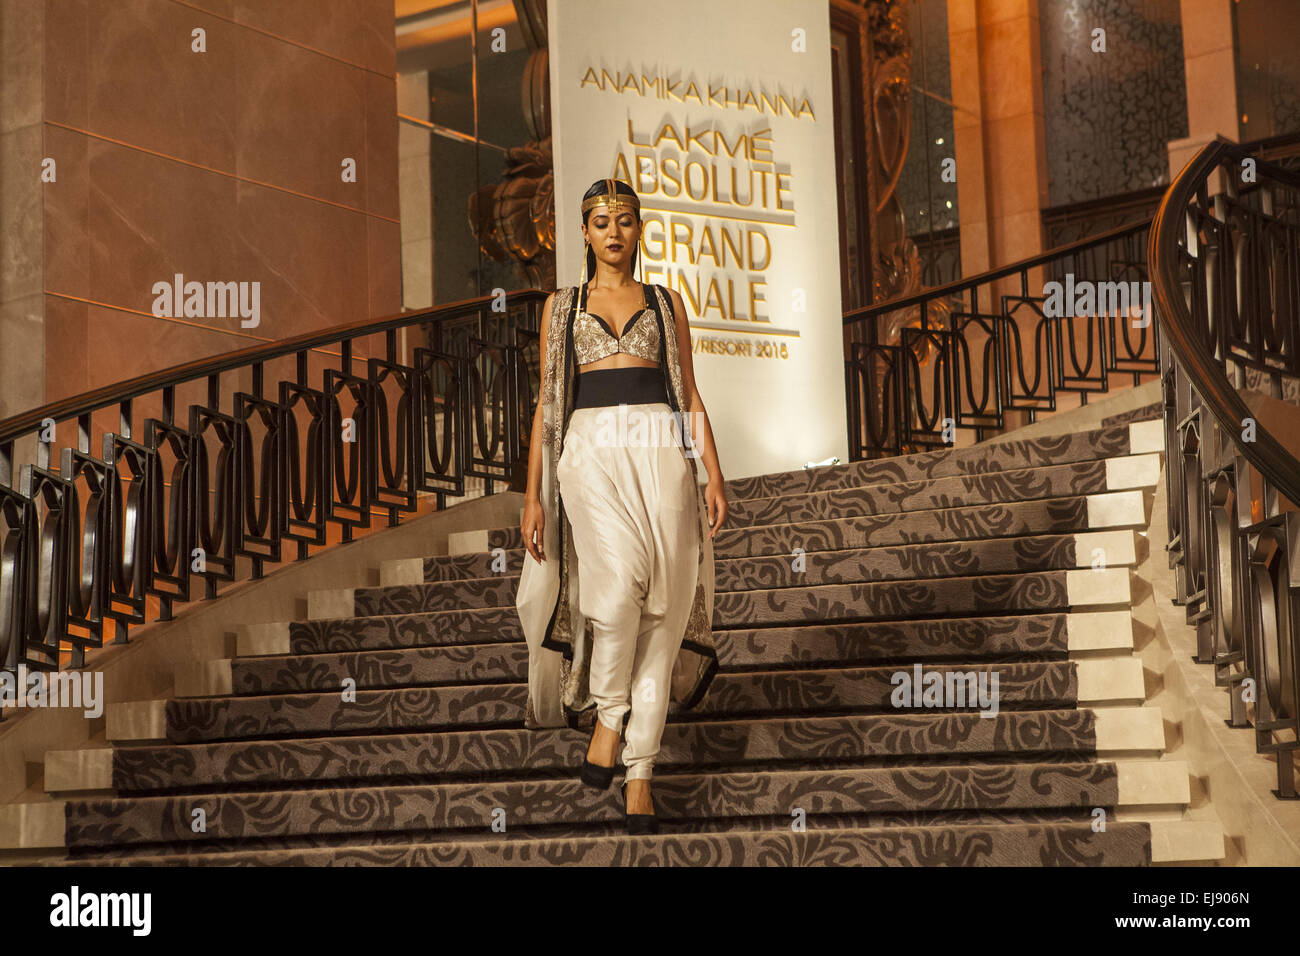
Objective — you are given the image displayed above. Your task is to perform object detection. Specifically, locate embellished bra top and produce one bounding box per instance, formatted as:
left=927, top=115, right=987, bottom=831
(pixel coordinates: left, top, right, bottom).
left=573, top=302, right=661, bottom=368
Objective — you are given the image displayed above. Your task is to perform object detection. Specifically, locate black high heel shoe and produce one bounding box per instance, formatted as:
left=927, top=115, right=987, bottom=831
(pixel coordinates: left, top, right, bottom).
left=578, top=721, right=618, bottom=789
left=621, top=779, right=659, bottom=835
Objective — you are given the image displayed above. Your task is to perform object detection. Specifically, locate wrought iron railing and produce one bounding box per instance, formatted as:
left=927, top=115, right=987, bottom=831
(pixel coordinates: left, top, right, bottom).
left=845, top=134, right=1300, bottom=462
left=0, top=292, right=548, bottom=696
left=1150, top=137, right=1300, bottom=798
left=1042, top=187, right=1166, bottom=249
left=843, top=219, right=1161, bottom=459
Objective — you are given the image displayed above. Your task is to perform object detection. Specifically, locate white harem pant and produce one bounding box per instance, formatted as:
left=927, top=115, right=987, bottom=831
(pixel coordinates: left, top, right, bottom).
left=555, top=401, right=701, bottom=782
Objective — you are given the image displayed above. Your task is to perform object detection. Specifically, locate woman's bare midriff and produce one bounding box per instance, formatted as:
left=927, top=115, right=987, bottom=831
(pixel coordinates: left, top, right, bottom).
left=577, top=356, right=659, bottom=374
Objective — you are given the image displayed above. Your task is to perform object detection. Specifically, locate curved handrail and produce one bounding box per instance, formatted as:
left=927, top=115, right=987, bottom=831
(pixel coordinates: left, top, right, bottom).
left=1147, top=138, right=1300, bottom=508
left=843, top=218, right=1152, bottom=325
left=0, top=289, right=550, bottom=446
left=840, top=207, right=1162, bottom=458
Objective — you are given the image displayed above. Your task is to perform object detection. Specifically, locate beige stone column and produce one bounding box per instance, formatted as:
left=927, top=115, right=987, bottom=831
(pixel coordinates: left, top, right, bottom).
left=0, top=0, right=44, bottom=430
left=947, top=0, right=1051, bottom=430
left=946, top=0, right=1049, bottom=278
left=398, top=72, right=433, bottom=313
left=1167, top=0, right=1240, bottom=182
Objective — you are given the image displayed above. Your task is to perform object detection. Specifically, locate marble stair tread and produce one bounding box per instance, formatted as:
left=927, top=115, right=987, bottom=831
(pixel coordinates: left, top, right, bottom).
left=1099, top=404, right=1163, bottom=428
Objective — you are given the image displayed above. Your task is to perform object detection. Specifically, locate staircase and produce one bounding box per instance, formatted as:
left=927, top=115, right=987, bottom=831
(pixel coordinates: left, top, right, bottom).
left=0, top=401, right=1225, bottom=866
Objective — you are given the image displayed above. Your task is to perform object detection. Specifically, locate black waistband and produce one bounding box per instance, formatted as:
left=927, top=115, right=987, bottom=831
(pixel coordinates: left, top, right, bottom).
left=573, top=365, right=670, bottom=409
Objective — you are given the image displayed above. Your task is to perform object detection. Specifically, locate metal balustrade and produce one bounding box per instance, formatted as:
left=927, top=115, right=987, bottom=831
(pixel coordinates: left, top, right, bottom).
left=843, top=132, right=1300, bottom=463
left=843, top=219, right=1162, bottom=459
left=1150, top=138, right=1300, bottom=799
left=0, top=292, right=547, bottom=691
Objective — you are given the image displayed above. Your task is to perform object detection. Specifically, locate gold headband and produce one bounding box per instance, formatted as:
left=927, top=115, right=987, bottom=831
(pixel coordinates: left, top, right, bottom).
left=580, top=176, right=640, bottom=214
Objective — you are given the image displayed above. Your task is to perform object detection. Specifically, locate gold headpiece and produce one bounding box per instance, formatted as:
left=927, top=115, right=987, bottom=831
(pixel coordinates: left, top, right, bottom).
left=580, top=177, right=640, bottom=215
left=576, top=179, right=642, bottom=319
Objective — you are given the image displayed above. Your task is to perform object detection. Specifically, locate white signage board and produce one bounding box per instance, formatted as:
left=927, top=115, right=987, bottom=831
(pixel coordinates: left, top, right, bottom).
left=548, top=0, right=848, bottom=480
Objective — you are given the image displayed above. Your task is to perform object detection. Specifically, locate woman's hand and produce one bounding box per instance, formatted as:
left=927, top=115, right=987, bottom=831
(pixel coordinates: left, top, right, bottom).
left=705, top=477, right=728, bottom=539
left=522, top=495, right=546, bottom=563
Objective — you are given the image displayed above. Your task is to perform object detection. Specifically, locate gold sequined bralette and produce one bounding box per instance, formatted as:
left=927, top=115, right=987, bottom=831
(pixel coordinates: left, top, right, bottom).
left=573, top=300, right=661, bottom=367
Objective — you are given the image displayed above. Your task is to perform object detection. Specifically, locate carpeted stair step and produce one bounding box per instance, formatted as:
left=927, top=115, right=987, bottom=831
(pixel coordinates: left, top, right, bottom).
left=222, top=642, right=532, bottom=695
left=727, top=455, right=1159, bottom=529
left=358, top=529, right=1141, bottom=616
left=388, top=428, right=1160, bottom=569
left=259, top=566, right=1132, bottom=669
left=50, top=759, right=1187, bottom=852
left=727, top=420, right=1162, bottom=501
left=250, top=609, right=520, bottom=657
left=394, top=489, right=1149, bottom=580
left=133, top=659, right=1142, bottom=744
left=48, top=806, right=1140, bottom=858
left=717, top=567, right=1132, bottom=627
left=715, top=609, right=1133, bottom=668
left=178, top=609, right=1131, bottom=697
left=51, top=706, right=1165, bottom=793
left=44, top=819, right=1172, bottom=866
left=187, top=609, right=1132, bottom=697
left=279, top=567, right=1132, bottom=661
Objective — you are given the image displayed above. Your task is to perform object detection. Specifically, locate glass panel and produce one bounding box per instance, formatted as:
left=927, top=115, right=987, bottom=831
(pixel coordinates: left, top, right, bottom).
left=397, top=2, right=536, bottom=312
left=1040, top=0, right=1188, bottom=206
left=1234, top=0, right=1300, bottom=140
left=473, top=13, right=533, bottom=301
left=897, top=0, right=957, bottom=235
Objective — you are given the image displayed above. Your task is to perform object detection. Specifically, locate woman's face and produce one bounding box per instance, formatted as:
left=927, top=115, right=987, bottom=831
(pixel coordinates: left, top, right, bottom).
left=582, top=201, right=641, bottom=270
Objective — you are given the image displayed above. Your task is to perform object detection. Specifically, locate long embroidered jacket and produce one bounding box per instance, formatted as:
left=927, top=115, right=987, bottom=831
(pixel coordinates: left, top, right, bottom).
left=514, top=282, right=718, bottom=730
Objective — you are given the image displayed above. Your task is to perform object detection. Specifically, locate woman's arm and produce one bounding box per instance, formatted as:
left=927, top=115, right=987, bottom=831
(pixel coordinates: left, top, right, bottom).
left=521, top=291, right=556, bottom=562
left=667, top=287, right=728, bottom=537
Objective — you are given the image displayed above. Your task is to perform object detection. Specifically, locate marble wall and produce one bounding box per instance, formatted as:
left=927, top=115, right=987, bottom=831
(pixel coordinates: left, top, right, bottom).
left=0, top=0, right=44, bottom=423
left=1, top=0, right=401, bottom=427
left=397, top=70, right=431, bottom=311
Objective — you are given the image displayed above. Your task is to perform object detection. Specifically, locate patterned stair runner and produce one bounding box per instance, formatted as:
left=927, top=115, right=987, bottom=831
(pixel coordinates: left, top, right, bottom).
left=23, top=417, right=1214, bottom=866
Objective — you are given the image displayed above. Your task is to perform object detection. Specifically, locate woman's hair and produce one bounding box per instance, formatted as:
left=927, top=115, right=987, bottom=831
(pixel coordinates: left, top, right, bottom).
left=580, top=179, right=642, bottom=281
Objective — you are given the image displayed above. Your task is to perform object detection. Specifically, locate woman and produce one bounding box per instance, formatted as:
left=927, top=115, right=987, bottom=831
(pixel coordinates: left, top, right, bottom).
left=515, top=177, right=728, bottom=835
